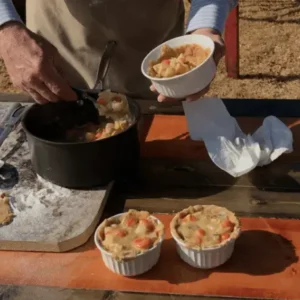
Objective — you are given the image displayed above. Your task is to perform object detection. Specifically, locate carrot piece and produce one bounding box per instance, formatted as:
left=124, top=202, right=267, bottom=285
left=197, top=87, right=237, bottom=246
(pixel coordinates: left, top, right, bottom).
left=139, top=218, right=155, bottom=232
left=133, top=237, right=153, bottom=249
left=179, top=212, right=187, bottom=219
left=194, top=236, right=202, bottom=246
left=106, top=229, right=127, bottom=237
left=125, top=217, right=138, bottom=227
left=115, top=229, right=128, bottom=237
left=97, top=98, right=106, bottom=105
left=189, top=215, right=197, bottom=222
left=221, top=218, right=235, bottom=231
left=221, top=232, right=230, bottom=241
left=182, top=214, right=197, bottom=223
left=196, top=228, right=206, bottom=237
left=95, top=132, right=102, bottom=139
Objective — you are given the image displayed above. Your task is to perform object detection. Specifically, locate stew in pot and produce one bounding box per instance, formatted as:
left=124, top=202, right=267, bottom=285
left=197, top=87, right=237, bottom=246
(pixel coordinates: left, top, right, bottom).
left=65, top=90, right=133, bottom=142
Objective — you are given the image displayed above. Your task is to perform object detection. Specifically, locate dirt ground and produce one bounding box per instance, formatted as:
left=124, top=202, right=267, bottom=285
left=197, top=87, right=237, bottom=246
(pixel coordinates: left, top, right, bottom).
left=1, top=0, right=300, bottom=99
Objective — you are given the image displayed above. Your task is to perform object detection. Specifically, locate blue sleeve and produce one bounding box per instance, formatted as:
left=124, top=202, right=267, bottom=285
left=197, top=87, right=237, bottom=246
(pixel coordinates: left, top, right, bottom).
left=0, top=0, right=23, bottom=27
left=186, top=0, right=238, bottom=34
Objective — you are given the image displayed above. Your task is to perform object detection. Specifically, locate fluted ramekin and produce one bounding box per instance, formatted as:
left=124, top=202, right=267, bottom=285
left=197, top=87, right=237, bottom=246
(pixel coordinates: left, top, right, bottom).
left=94, top=213, right=164, bottom=276
left=170, top=205, right=240, bottom=269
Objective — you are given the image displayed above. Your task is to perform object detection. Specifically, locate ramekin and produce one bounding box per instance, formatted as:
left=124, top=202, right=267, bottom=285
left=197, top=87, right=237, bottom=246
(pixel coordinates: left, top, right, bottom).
left=170, top=206, right=240, bottom=269
left=141, top=34, right=216, bottom=99
left=94, top=213, right=164, bottom=276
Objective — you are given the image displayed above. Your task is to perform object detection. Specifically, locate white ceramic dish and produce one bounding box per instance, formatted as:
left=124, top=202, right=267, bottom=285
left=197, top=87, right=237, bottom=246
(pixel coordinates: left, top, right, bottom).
left=171, top=232, right=239, bottom=269
left=170, top=205, right=240, bottom=269
left=141, top=34, right=216, bottom=99
left=94, top=213, right=164, bottom=276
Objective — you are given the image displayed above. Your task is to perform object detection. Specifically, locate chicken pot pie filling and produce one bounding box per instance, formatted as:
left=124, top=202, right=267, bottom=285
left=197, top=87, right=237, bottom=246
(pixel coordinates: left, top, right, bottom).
left=66, top=90, right=133, bottom=142
left=148, top=44, right=211, bottom=78
left=98, top=210, right=164, bottom=260
left=171, top=205, right=240, bottom=250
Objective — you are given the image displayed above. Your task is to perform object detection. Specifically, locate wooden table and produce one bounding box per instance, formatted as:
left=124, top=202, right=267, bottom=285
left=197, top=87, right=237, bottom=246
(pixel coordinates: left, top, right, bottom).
left=1, top=94, right=300, bottom=299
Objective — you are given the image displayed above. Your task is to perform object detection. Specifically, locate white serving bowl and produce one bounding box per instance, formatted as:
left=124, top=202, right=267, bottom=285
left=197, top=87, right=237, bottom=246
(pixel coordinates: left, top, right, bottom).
left=94, top=213, right=164, bottom=276
left=141, top=34, right=216, bottom=99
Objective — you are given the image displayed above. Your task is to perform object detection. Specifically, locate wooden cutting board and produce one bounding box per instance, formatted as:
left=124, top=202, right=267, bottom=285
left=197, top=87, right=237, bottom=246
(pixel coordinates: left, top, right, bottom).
left=0, top=102, right=112, bottom=252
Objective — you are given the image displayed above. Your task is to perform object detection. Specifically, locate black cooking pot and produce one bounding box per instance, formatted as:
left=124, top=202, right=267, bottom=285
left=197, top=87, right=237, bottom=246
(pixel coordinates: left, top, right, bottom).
left=22, top=99, right=141, bottom=188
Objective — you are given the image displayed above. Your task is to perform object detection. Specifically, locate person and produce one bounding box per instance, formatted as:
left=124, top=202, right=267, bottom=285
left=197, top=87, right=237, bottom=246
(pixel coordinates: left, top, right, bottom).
left=0, top=0, right=237, bottom=104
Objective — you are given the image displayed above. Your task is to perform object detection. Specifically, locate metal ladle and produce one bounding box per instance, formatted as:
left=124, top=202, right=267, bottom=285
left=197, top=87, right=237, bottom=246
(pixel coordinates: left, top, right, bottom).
left=72, top=40, right=117, bottom=105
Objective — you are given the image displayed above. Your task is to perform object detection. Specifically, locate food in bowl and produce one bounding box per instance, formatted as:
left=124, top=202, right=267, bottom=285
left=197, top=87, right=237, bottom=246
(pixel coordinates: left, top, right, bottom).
left=95, top=210, right=164, bottom=276
left=66, top=90, right=133, bottom=142
left=141, top=35, right=216, bottom=99
left=148, top=43, right=211, bottom=78
left=170, top=205, right=240, bottom=269
left=171, top=205, right=240, bottom=249
left=98, top=209, right=164, bottom=259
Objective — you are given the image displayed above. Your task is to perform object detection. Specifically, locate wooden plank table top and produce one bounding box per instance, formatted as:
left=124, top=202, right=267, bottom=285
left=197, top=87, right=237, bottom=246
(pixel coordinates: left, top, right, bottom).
left=1, top=93, right=300, bottom=300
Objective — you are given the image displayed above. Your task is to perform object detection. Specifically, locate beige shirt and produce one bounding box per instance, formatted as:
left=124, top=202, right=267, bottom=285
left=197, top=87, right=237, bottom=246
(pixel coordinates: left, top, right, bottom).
left=26, top=0, right=185, bottom=99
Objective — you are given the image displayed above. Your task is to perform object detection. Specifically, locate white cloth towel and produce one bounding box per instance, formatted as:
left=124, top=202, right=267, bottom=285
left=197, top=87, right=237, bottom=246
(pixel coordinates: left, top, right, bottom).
left=183, top=97, right=293, bottom=177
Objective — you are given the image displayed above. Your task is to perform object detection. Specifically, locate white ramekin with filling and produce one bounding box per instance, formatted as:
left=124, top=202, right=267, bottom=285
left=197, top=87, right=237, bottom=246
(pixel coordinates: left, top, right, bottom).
left=94, top=210, right=164, bottom=276
left=170, top=205, right=240, bottom=269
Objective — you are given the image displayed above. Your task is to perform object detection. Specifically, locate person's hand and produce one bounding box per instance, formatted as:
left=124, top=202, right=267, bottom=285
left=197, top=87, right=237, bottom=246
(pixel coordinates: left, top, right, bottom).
left=0, top=22, right=77, bottom=104
left=150, top=28, right=225, bottom=103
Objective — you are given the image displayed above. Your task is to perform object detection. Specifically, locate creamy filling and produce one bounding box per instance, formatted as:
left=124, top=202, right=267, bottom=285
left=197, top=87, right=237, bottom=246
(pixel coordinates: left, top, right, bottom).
left=65, top=90, right=132, bottom=142
left=175, top=207, right=237, bottom=248
left=148, top=44, right=211, bottom=78
left=99, top=210, right=163, bottom=259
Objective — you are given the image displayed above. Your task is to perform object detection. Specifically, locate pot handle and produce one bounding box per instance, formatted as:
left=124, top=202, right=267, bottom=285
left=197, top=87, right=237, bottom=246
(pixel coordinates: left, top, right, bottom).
left=94, top=40, right=117, bottom=91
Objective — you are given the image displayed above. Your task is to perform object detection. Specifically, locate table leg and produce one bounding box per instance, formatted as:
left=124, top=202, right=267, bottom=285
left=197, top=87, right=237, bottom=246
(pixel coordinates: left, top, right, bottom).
left=225, top=6, right=240, bottom=78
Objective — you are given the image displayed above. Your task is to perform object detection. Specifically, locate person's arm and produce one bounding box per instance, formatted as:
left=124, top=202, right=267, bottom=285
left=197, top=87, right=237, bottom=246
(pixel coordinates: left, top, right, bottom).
left=186, top=0, right=238, bottom=34
left=0, top=0, right=23, bottom=27
left=0, top=0, right=77, bottom=104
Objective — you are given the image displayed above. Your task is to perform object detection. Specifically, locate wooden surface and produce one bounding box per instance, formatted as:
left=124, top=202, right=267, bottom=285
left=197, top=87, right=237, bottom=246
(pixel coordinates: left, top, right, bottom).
left=4, top=92, right=300, bottom=117
left=138, top=98, right=300, bottom=118
left=129, top=113, right=300, bottom=221
left=0, top=182, right=112, bottom=252
left=117, top=159, right=300, bottom=220
left=2, top=93, right=300, bottom=299
left=0, top=286, right=231, bottom=300
left=0, top=101, right=113, bottom=252
left=225, top=6, right=240, bottom=79
left=1, top=215, right=300, bottom=299
left=139, top=114, right=300, bottom=161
